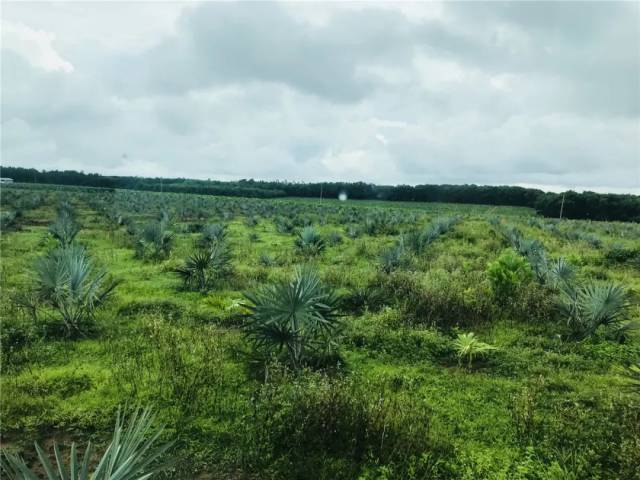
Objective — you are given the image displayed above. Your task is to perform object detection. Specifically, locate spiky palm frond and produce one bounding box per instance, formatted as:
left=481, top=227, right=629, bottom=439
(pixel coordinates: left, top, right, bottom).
left=57, top=201, right=76, bottom=219
left=136, top=220, right=173, bottom=260
left=622, top=362, right=640, bottom=393
left=379, top=240, right=408, bottom=274
left=243, top=266, right=341, bottom=369
left=404, top=216, right=459, bottom=254
left=49, top=210, right=80, bottom=248
left=327, top=231, right=343, bottom=246
left=259, top=253, right=276, bottom=267
left=34, top=245, right=119, bottom=335
left=580, top=283, right=631, bottom=334
left=295, top=226, right=325, bottom=255
left=275, top=217, right=295, bottom=234
left=557, top=282, right=632, bottom=339
left=199, top=223, right=227, bottom=248
left=545, top=257, right=576, bottom=290
left=1, top=211, right=18, bottom=231
left=516, top=238, right=548, bottom=281
left=174, top=242, right=232, bottom=292
left=0, top=407, right=173, bottom=480
left=157, top=209, right=171, bottom=224
left=453, top=332, right=496, bottom=368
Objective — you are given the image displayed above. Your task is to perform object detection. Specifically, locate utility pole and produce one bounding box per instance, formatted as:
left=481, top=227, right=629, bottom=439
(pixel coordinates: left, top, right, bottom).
left=559, top=192, right=565, bottom=220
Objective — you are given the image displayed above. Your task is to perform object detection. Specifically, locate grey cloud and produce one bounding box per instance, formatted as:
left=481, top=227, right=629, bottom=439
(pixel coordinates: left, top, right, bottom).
left=113, top=3, right=409, bottom=102
left=1, top=1, right=638, bottom=192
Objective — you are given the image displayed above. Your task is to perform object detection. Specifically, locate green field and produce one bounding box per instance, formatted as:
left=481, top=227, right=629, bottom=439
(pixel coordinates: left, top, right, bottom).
left=1, top=183, right=639, bottom=479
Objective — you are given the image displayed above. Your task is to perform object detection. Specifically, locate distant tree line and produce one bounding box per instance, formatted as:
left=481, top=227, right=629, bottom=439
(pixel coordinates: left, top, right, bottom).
left=2, top=166, right=638, bottom=221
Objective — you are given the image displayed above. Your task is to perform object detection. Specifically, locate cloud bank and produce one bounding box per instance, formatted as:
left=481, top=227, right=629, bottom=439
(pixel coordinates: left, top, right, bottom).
left=2, top=1, right=639, bottom=193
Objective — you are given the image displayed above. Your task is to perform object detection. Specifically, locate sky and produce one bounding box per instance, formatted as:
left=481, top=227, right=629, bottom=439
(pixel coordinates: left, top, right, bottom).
left=1, top=1, right=639, bottom=194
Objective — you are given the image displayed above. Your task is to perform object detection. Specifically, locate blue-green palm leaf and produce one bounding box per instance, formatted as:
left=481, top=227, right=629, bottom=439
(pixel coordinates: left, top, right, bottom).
left=243, top=266, right=341, bottom=368
left=0, top=407, right=172, bottom=480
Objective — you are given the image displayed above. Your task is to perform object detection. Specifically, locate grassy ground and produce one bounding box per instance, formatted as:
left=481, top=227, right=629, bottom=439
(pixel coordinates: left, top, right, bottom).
left=1, top=184, right=639, bottom=479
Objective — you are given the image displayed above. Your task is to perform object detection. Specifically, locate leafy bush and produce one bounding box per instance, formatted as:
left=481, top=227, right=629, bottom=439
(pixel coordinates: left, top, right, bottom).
left=604, top=243, right=640, bottom=266
left=243, top=266, right=342, bottom=369
left=0, top=316, right=35, bottom=373
left=348, top=323, right=453, bottom=363
left=492, top=222, right=548, bottom=282
left=374, top=270, right=494, bottom=328
left=526, top=394, right=640, bottom=479
left=241, top=368, right=452, bottom=479
left=110, top=320, right=227, bottom=417
left=486, top=249, right=533, bottom=301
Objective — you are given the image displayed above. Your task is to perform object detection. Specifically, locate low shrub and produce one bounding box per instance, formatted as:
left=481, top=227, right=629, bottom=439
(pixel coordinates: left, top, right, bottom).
left=604, top=243, right=640, bottom=266
left=240, top=367, right=453, bottom=479
left=118, top=299, right=184, bottom=321
left=372, top=270, right=494, bottom=328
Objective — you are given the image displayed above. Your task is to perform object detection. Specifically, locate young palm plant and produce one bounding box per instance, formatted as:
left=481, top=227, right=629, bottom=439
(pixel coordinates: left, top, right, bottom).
left=174, top=242, right=232, bottom=292
left=559, top=282, right=633, bottom=340
left=49, top=210, right=80, bottom=248
left=379, top=240, right=408, bottom=274
left=294, top=226, right=325, bottom=256
left=34, top=245, right=119, bottom=336
left=453, top=332, right=497, bottom=368
left=544, top=257, right=576, bottom=290
left=622, top=362, right=640, bottom=393
left=243, top=266, right=341, bottom=369
left=1, top=407, right=173, bottom=479
left=199, top=223, right=227, bottom=248
left=404, top=216, right=458, bottom=254
left=135, top=219, right=173, bottom=260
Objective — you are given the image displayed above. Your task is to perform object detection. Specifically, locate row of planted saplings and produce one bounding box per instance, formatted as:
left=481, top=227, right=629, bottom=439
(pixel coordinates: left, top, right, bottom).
left=490, top=218, right=635, bottom=341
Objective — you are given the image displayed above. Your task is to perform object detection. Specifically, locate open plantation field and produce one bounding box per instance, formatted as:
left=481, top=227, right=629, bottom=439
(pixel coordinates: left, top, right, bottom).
left=1, top=183, right=639, bottom=479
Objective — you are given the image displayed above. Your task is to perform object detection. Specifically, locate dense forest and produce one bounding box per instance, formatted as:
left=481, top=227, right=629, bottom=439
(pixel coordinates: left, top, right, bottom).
left=2, top=166, right=639, bottom=222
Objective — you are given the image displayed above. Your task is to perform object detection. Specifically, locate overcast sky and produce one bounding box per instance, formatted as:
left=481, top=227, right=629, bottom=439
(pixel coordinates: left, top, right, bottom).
left=2, top=1, right=639, bottom=193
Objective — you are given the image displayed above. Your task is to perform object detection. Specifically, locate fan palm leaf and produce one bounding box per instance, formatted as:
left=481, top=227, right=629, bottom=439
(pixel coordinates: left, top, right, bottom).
left=34, top=245, right=119, bottom=335
left=0, top=407, right=172, bottom=480
left=243, top=266, right=341, bottom=369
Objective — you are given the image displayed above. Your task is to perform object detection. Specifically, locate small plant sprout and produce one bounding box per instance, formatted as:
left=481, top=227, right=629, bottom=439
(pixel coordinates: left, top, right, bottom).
left=453, top=332, right=497, bottom=368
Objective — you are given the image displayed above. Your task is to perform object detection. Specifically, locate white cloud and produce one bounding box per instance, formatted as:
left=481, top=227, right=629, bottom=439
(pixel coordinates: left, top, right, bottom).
left=1, top=21, right=73, bottom=72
